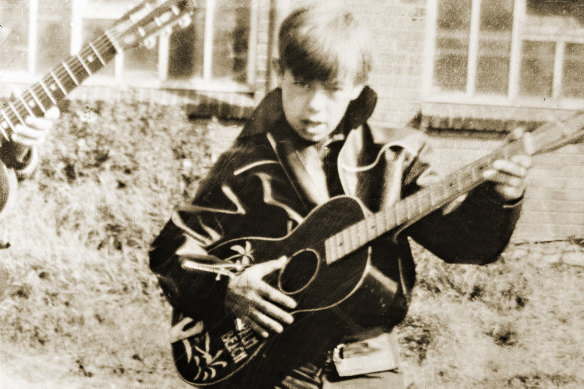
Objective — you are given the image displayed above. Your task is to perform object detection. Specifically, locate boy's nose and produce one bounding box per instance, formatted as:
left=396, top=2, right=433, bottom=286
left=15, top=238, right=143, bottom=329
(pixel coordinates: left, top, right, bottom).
left=306, top=87, right=328, bottom=111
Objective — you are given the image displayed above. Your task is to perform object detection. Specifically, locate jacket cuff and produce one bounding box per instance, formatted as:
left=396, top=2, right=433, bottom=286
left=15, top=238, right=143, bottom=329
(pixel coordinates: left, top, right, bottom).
left=14, top=146, right=39, bottom=180
left=475, top=182, right=524, bottom=209
left=0, top=142, right=39, bottom=180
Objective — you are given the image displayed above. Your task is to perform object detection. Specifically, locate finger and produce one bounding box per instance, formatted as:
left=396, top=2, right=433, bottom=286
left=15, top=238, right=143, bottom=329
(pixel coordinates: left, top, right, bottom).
left=241, top=316, right=270, bottom=338
left=483, top=170, right=524, bottom=188
left=252, top=294, right=294, bottom=324
left=493, top=184, right=524, bottom=202
left=510, top=155, right=532, bottom=170
left=45, top=106, right=60, bottom=121
left=253, top=256, right=288, bottom=277
left=26, top=115, right=55, bottom=132
left=510, top=126, right=526, bottom=140
left=491, top=160, right=528, bottom=178
left=11, top=124, right=46, bottom=146
left=249, top=309, right=285, bottom=335
left=258, top=283, right=297, bottom=310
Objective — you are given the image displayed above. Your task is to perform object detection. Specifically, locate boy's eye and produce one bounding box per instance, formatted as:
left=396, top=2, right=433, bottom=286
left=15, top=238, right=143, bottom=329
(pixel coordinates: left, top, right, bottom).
left=293, top=80, right=310, bottom=88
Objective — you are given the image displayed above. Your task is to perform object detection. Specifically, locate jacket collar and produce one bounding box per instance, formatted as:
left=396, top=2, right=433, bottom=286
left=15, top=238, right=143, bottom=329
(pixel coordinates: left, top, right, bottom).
left=242, top=86, right=378, bottom=206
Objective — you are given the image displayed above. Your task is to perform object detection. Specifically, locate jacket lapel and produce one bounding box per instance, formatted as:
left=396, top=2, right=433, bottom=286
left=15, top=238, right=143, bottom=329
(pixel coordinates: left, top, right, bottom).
left=266, top=126, right=330, bottom=206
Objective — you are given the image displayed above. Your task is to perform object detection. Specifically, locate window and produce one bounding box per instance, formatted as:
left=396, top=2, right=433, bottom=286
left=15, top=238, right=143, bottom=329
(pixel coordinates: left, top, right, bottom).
left=425, top=0, right=584, bottom=109
left=0, top=0, right=258, bottom=91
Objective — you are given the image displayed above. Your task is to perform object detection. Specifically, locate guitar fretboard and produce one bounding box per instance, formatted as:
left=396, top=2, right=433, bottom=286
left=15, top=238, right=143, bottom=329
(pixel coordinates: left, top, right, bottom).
left=324, top=139, right=524, bottom=264
left=0, top=34, right=117, bottom=142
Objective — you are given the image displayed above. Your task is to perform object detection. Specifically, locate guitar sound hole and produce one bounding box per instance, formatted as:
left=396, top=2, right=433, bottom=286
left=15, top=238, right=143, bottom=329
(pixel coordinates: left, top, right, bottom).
left=279, top=250, right=319, bottom=294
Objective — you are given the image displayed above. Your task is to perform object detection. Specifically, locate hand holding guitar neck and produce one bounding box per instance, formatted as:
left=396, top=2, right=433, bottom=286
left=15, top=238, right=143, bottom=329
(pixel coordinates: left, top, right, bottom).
left=224, top=257, right=297, bottom=338
left=11, top=106, right=59, bottom=148
left=483, top=127, right=533, bottom=203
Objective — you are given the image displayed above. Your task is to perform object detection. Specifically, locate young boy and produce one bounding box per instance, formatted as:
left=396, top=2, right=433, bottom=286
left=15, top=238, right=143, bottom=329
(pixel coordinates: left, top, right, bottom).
left=150, top=5, right=531, bottom=388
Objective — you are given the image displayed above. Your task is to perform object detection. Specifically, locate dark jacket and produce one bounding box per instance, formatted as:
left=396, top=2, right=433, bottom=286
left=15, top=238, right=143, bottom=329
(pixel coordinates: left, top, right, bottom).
left=149, top=86, right=521, bottom=386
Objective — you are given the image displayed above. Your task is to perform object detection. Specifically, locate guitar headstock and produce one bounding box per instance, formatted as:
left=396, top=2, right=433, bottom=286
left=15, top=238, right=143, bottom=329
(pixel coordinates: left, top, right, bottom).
left=107, top=0, right=197, bottom=51
left=529, top=111, right=584, bottom=156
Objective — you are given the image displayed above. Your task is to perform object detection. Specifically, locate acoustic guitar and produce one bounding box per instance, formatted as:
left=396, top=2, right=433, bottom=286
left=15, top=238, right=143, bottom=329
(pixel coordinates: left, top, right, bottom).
left=0, top=0, right=196, bottom=217
left=170, top=114, right=584, bottom=386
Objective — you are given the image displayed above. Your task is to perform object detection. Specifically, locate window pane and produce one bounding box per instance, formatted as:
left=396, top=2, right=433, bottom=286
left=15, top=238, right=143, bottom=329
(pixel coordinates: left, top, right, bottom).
left=563, top=43, right=584, bottom=99
left=0, top=1, right=29, bottom=72
left=526, top=0, right=584, bottom=31
left=124, top=43, right=159, bottom=81
left=82, top=19, right=116, bottom=76
left=434, top=0, right=472, bottom=92
left=476, top=0, right=513, bottom=95
left=212, top=0, right=250, bottom=83
left=36, top=0, right=72, bottom=74
left=168, top=9, right=205, bottom=80
left=519, top=41, right=555, bottom=98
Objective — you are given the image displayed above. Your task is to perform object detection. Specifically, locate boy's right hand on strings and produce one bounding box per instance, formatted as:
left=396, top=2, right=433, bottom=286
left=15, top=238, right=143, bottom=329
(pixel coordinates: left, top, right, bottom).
left=225, top=256, right=297, bottom=338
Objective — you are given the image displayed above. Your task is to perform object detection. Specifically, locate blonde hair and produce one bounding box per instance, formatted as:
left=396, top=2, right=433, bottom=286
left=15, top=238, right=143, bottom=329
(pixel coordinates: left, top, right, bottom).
left=278, top=5, right=372, bottom=85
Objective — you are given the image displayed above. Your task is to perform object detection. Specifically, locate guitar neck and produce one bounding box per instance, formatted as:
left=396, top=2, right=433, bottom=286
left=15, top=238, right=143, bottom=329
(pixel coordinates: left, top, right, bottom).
left=0, top=33, right=118, bottom=144
left=324, top=139, right=524, bottom=264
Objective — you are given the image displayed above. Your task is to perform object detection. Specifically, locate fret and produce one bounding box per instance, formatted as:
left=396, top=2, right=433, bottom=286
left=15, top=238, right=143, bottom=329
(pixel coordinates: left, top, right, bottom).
left=324, top=238, right=332, bottom=264
left=334, top=232, right=344, bottom=259
left=75, top=54, right=93, bottom=77
left=39, top=80, right=58, bottom=105
left=394, top=203, right=407, bottom=226
left=0, top=119, right=9, bottom=140
left=427, top=188, right=437, bottom=209
left=63, top=62, right=80, bottom=86
left=25, top=89, right=47, bottom=115
left=342, top=227, right=353, bottom=255
left=16, top=95, right=36, bottom=118
left=49, top=72, right=68, bottom=96
left=375, top=212, right=386, bottom=236
left=414, top=192, right=425, bottom=217
left=404, top=197, right=413, bottom=221
left=67, top=56, right=91, bottom=82
left=349, top=224, right=360, bottom=252
left=1, top=110, right=16, bottom=132
left=89, top=42, right=108, bottom=66
left=383, top=206, right=396, bottom=231
left=81, top=45, right=106, bottom=74
left=53, top=68, right=77, bottom=92
left=8, top=102, right=26, bottom=125
left=357, top=219, right=368, bottom=247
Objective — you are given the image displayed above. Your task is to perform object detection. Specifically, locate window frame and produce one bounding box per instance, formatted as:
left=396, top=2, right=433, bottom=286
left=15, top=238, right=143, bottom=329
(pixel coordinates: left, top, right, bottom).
left=423, top=0, right=584, bottom=111
left=0, top=0, right=259, bottom=93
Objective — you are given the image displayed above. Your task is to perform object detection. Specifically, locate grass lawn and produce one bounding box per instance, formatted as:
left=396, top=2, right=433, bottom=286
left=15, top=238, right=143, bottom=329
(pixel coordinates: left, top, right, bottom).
left=0, top=100, right=583, bottom=388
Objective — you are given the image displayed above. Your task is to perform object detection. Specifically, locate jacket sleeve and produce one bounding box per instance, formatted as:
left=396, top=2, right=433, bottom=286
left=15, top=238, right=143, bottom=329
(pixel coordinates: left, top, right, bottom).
left=149, top=151, right=243, bottom=321
left=0, top=142, right=39, bottom=180
left=403, top=138, right=522, bottom=265
left=149, top=141, right=290, bottom=321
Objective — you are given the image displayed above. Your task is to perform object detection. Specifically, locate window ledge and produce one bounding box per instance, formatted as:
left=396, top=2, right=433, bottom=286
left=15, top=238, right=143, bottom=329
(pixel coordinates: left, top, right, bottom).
left=421, top=101, right=577, bottom=132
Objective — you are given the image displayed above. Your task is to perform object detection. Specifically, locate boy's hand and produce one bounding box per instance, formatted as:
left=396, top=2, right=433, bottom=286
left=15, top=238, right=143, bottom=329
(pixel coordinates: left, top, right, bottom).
left=225, top=256, right=297, bottom=338
left=11, top=106, right=59, bottom=147
left=483, top=128, right=533, bottom=203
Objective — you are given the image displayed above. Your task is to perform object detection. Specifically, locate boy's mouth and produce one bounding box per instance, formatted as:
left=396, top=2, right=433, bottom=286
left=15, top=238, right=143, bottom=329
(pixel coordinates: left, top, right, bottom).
left=301, top=119, right=326, bottom=128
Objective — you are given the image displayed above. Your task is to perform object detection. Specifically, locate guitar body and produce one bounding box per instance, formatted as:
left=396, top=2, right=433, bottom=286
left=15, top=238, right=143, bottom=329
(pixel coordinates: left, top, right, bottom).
left=171, top=196, right=400, bottom=386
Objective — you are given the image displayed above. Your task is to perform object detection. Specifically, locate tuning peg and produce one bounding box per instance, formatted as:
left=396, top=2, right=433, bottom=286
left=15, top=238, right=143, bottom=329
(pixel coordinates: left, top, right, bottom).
left=143, top=36, right=157, bottom=49
left=179, top=14, right=192, bottom=28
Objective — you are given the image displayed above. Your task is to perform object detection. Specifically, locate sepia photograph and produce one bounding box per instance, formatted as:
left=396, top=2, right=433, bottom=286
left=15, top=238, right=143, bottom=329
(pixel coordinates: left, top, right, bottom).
left=0, top=0, right=583, bottom=388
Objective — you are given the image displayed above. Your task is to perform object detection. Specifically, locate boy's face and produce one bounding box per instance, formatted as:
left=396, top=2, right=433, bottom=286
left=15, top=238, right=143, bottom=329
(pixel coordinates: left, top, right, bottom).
left=279, top=69, right=364, bottom=142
